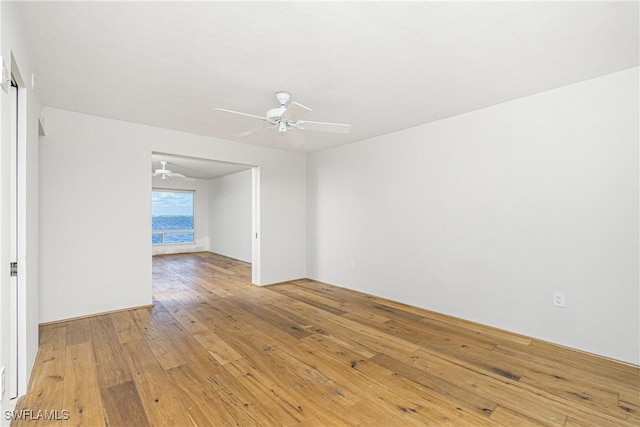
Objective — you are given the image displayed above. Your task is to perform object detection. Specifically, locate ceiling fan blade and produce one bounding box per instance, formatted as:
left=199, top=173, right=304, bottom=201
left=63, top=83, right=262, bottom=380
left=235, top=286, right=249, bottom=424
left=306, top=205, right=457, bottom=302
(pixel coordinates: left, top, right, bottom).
left=169, top=173, right=195, bottom=181
left=283, top=130, right=306, bottom=147
left=212, top=108, right=269, bottom=122
left=234, top=124, right=277, bottom=137
left=297, top=120, right=351, bottom=134
left=282, top=102, right=311, bottom=122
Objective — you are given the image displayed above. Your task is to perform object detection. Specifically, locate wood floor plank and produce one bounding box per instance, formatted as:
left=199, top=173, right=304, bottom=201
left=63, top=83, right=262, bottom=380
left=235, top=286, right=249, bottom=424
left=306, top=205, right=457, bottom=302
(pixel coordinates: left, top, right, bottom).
left=121, top=338, right=193, bottom=426
left=226, top=295, right=313, bottom=340
left=489, top=404, right=541, bottom=426
left=531, top=341, right=640, bottom=393
left=288, top=300, right=423, bottom=358
left=14, top=252, right=640, bottom=427
left=109, top=310, right=143, bottom=344
left=16, top=326, right=67, bottom=425
left=129, top=308, right=188, bottom=371
left=368, top=352, right=499, bottom=419
left=223, top=358, right=309, bottom=423
left=64, top=318, right=92, bottom=346
left=192, top=329, right=244, bottom=365
left=492, top=343, right=640, bottom=420
left=161, top=299, right=210, bottom=335
left=206, top=367, right=300, bottom=426
left=268, top=284, right=349, bottom=315
left=62, top=342, right=105, bottom=426
left=351, top=355, right=494, bottom=426
left=165, top=364, right=238, bottom=426
left=407, top=347, right=627, bottom=426
left=342, top=307, right=391, bottom=325
left=213, top=323, right=366, bottom=420
left=101, top=381, right=150, bottom=427
left=90, top=316, right=132, bottom=389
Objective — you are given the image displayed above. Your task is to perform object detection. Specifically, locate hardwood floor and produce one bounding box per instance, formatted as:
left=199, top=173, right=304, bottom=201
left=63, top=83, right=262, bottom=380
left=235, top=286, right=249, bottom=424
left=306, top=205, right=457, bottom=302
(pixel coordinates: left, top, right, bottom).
left=14, top=252, right=639, bottom=426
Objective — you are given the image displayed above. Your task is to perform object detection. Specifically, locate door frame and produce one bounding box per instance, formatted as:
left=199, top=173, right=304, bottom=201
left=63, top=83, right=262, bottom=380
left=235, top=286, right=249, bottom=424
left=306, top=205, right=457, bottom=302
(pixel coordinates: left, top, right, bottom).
left=8, top=75, right=19, bottom=401
left=8, top=61, right=28, bottom=401
left=251, top=166, right=261, bottom=285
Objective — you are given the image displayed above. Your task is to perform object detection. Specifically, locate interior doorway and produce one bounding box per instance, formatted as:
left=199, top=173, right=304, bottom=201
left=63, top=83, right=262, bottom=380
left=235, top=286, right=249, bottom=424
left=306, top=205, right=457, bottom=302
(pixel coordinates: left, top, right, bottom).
left=150, top=153, right=260, bottom=284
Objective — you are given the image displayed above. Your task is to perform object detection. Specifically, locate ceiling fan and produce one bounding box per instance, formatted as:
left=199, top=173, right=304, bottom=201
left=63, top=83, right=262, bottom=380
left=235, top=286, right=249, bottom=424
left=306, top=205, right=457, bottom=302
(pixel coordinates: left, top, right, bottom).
left=152, top=161, right=195, bottom=180
left=213, top=92, right=351, bottom=146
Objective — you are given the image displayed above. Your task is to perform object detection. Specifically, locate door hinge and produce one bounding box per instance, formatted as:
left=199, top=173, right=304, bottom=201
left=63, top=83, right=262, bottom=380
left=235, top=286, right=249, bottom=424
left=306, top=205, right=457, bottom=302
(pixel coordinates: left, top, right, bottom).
left=10, top=262, right=17, bottom=277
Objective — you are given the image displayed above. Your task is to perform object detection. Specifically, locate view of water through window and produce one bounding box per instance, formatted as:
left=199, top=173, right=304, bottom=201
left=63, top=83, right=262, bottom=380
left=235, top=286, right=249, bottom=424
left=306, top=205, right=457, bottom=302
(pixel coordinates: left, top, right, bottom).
left=152, top=190, right=195, bottom=244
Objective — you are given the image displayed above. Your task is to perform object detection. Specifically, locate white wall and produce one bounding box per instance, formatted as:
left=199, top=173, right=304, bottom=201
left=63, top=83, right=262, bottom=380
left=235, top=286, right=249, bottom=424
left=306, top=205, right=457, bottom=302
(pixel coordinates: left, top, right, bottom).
left=39, top=111, right=152, bottom=323
left=39, top=107, right=306, bottom=323
left=209, top=169, right=253, bottom=262
left=152, top=176, right=210, bottom=255
left=0, top=2, right=42, bottom=413
left=307, top=68, right=639, bottom=364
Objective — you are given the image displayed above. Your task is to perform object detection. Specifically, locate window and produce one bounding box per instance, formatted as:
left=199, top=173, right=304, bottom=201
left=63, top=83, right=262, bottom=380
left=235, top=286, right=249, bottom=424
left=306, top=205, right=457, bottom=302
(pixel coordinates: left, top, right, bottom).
left=152, top=189, right=195, bottom=244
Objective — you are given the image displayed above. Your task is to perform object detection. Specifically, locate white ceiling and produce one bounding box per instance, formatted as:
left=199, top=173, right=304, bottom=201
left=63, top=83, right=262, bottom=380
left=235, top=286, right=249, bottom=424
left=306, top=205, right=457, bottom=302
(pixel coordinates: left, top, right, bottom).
left=152, top=153, right=252, bottom=181
left=19, top=1, right=639, bottom=152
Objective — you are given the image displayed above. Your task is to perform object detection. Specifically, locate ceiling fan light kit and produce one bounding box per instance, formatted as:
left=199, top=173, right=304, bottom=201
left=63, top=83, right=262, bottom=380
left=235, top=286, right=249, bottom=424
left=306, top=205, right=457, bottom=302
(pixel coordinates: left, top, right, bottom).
left=267, top=107, right=287, bottom=121
left=213, top=91, right=351, bottom=146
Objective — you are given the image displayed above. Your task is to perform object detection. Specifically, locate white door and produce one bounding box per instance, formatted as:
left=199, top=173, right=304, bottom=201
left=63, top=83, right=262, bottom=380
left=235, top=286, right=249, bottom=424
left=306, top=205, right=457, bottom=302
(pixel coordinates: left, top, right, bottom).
left=8, top=77, right=19, bottom=399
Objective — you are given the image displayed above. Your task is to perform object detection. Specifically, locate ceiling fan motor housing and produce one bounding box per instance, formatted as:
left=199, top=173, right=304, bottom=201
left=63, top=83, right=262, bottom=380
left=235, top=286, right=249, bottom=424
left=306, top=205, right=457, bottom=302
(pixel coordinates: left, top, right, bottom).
left=267, top=91, right=291, bottom=123
left=156, top=161, right=169, bottom=173
left=275, top=91, right=291, bottom=106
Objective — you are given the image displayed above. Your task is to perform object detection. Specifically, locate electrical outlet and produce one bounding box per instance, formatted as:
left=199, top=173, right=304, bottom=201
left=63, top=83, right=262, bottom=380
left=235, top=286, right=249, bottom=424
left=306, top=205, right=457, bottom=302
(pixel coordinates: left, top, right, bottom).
left=553, top=292, right=566, bottom=308
left=349, top=259, right=355, bottom=269
left=1, top=366, right=5, bottom=396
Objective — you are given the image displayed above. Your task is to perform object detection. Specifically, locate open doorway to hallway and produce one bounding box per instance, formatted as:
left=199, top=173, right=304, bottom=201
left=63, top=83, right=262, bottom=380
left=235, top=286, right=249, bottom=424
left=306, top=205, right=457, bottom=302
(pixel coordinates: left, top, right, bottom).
left=150, top=153, right=259, bottom=284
